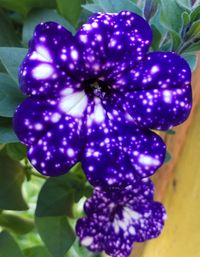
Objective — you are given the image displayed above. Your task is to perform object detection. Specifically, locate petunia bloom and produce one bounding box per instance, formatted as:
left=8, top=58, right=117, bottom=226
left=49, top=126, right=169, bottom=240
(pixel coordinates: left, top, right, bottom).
left=13, top=11, right=192, bottom=187
left=76, top=178, right=166, bottom=257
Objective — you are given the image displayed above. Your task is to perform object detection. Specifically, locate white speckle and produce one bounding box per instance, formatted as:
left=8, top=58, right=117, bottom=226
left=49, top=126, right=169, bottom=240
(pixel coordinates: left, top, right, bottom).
left=129, top=226, right=136, bottom=235
left=32, top=159, right=37, bottom=165
left=59, top=90, right=88, bottom=117
left=94, top=102, right=105, bottom=123
left=151, top=65, right=159, bottom=74
left=67, top=148, right=75, bottom=157
left=81, top=236, right=93, bottom=246
left=71, top=49, right=78, bottom=60
left=61, top=88, right=74, bottom=95
left=163, top=90, right=172, bottom=103
left=61, top=54, right=67, bottom=61
left=32, top=64, right=54, bottom=80
left=36, top=45, right=52, bottom=62
left=80, top=34, right=87, bottom=43
left=35, top=123, right=43, bottom=130
left=51, top=113, right=61, bottom=123
left=138, top=155, right=160, bottom=166
left=83, top=24, right=92, bottom=31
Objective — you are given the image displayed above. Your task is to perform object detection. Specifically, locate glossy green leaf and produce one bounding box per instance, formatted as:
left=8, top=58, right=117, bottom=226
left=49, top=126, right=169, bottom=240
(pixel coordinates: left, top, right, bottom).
left=190, top=5, right=200, bottom=21
left=151, top=24, right=162, bottom=50
left=36, top=216, right=75, bottom=257
left=176, top=0, right=191, bottom=10
left=0, top=47, right=27, bottom=84
left=82, top=3, right=103, bottom=13
left=0, top=117, right=18, bottom=144
left=143, top=0, right=158, bottom=21
left=6, top=142, right=27, bottom=161
left=0, top=212, right=34, bottom=234
left=23, top=9, right=75, bottom=45
left=164, top=151, right=172, bottom=163
left=165, top=129, right=176, bottom=135
left=170, top=31, right=182, bottom=51
left=95, top=0, right=141, bottom=14
left=56, top=0, right=85, bottom=27
left=187, top=19, right=200, bottom=38
left=24, top=246, right=51, bottom=257
left=36, top=167, right=85, bottom=217
left=160, top=0, right=184, bottom=32
left=0, top=230, right=24, bottom=257
left=0, top=151, right=28, bottom=210
left=0, top=73, right=24, bottom=117
left=182, top=54, right=198, bottom=71
left=182, top=41, right=200, bottom=53
left=0, top=9, right=20, bottom=46
left=0, top=0, right=56, bottom=16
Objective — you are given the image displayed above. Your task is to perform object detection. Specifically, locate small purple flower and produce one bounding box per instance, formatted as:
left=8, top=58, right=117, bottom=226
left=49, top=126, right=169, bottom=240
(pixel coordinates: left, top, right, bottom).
left=13, top=11, right=192, bottom=187
left=76, top=178, right=166, bottom=257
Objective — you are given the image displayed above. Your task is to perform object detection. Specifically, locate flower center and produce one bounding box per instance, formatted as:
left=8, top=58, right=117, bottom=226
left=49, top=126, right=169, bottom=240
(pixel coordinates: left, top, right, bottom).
left=83, top=78, right=110, bottom=99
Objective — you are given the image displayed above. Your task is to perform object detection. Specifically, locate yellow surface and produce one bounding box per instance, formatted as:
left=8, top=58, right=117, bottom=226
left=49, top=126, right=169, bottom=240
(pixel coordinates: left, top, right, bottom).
left=141, top=105, right=200, bottom=257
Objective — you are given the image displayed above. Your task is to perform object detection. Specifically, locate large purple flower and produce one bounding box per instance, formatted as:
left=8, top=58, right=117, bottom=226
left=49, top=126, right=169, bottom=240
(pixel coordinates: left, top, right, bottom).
left=13, top=11, right=192, bottom=187
left=76, top=178, right=166, bottom=257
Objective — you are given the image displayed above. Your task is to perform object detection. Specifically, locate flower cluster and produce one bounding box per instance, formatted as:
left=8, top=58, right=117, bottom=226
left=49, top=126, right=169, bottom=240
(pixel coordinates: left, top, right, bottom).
left=14, top=10, right=192, bottom=257
left=76, top=179, right=166, bottom=257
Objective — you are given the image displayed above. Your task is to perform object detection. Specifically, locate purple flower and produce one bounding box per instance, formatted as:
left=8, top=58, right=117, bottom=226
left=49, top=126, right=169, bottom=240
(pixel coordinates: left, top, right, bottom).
left=76, top=178, right=166, bottom=257
left=13, top=11, right=192, bottom=187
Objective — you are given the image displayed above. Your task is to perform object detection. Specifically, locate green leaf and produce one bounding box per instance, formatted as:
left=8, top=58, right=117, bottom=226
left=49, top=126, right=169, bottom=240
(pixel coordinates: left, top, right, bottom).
left=0, top=47, right=27, bottom=84
left=0, top=73, right=24, bottom=117
left=182, top=54, right=198, bottom=71
left=0, top=9, right=20, bottom=46
left=6, top=142, right=27, bottom=161
left=160, top=0, right=184, bottom=32
left=36, top=167, right=85, bottom=217
left=176, top=0, right=191, bottom=10
left=151, top=24, right=162, bottom=50
left=170, top=31, right=182, bottom=51
left=0, top=212, right=34, bottom=234
left=23, top=9, right=75, bottom=45
left=143, top=0, right=158, bottom=21
left=165, top=129, right=176, bottom=135
left=36, top=216, right=75, bottom=257
left=164, top=151, right=172, bottom=163
left=0, top=151, right=28, bottom=210
left=0, top=117, right=18, bottom=144
left=95, top=0, right=141, bottom=14
left=24, top=246, right=51, bottom=257
left=190, top=5, right=200, bottom=22
left=82, top=3, right=104, bottom=13
left=0, top=0, right=56, bottom=16
left=0, top=230, right=24, bottom=257
left=56, top=0, right=85, bottom=27
left=187, top=19, right=200, bottom=38
left=182, top=41, right=200, bottom=53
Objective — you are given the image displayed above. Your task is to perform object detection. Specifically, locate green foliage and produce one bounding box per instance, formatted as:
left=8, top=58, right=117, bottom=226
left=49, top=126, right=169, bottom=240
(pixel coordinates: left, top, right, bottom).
left=0, top=1, right=199, bottom=257
left=0, top=230, right=24, bottom=257
left=0, top=73, right=24, bottom=117
left=0, top=151, right=28, bottom=210
left=35, top=216, right=75, bottom=257
left=24, top=246, right=52, bottom=257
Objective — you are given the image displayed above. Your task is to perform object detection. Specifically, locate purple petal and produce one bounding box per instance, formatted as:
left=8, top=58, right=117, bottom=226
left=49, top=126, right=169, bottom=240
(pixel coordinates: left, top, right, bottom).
left=76, top=180, right=166, bottom=257
left=27, top=115, right=83, bottom=176
left=19, top=22, right=84, bottom=97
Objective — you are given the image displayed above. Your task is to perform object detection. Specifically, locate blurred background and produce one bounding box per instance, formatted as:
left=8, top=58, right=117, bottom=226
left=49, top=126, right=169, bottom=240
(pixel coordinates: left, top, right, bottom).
left=0, top=0, right=200, bottom=257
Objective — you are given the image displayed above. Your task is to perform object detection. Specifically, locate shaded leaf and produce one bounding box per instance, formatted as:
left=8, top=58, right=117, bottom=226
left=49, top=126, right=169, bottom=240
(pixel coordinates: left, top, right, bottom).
left=0, top=73, right=24, bottom=117
left=151, top=24, right=162, bottom=50
left=23, top=9, right=75, bottom=45
left=24, top=246, right=51, bottom=257
left=182, top=54, right=198, bottom=71
left=0, top=151, right=28, bottom=210
left=82, top=3, right=104, bottom=13
left=0, top=47, right=27, bottom=84
left=0, top=9, right=20, bottom=46
left=144, top=0, right=158, bottom=21
left=164, top=151, right=172, bottom=163
left=160, top=0, right=184, bottom=32
left=36, top=166, right=85, bottom=217
left=0, top=117, right=18, bottom=144
left=56, top=0, right=85, bottom=27
left=0, top=230, right=24, bottom=257
left=0, top=212, right=34, bottom=234
left=6, top=142, right=27, bottom=161
left=176, top=0, right=192, bottom=10
left=36, top=216, right=75, bottom=257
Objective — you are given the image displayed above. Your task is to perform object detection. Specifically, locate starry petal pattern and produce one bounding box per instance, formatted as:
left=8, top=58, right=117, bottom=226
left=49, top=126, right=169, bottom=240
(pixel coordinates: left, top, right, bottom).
left=14, top=11, right=192, bottom=187
left=76, top=179, right=166, bottom=257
